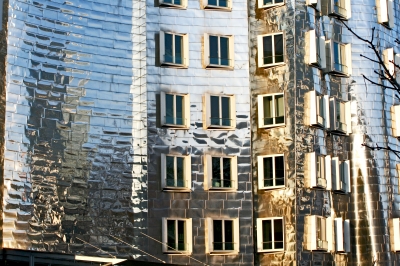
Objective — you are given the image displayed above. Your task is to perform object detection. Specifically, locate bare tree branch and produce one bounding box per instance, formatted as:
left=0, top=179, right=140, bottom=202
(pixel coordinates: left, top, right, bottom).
left=362, top=143, right=400, bottom=159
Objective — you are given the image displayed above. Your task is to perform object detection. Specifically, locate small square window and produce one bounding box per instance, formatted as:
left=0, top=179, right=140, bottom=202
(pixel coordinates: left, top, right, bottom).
left=305, top=152, right=332, bottom=190
left=329, top=97, right=351, bottom=135
left=160, top=0, right=187, bottom=8
left=204, top=0, right=231, bottom=10
left=257, top=154, right=285, bottom=190
left=205, top=155, right=238, bottom=190
left=324, top=40, right=352, bottom=76
left=321, top=0, right=351, bottom=20
left=305, top=30, right=326, bottom=68
left=305, top=91, right=330, bottom=129
left=376, top=0, right=394, bottom=28
left=257, top=33, right=285, bottom=68
left=207, top=218, right=239, bottom=254
left=258, top=0, right=284, bottom=9
left=162, top=218, right=192, bottom=253
left=160, top=32, right=189, bottom=67
left=257, top=217, right=284, bottom=252
left=204, top=94, right=236, bottom=129
left=204, top=34, right=234, bottom=69
left=257, top=93, right=285, bottom=128
left=304, top=215, right=332, bottom=251
left=160, top=92, right=190, bottom=128
left=331, top=157, right=351, bottom=193
left=161, top=154, right=191, bottom=191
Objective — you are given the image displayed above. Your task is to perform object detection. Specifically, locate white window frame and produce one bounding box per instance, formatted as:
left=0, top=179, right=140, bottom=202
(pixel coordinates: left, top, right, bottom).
left=305, top=90, right=330, bottom=129
left=162, top=218, right=192, bottom=254
left=331, top=157, right=351, bottom=193
left=203, top=0, right=232, bottom=10
left=391, top=105, right=400, bottom=137
left=204, top=94, right=236, bottom=129
left=329, top=97, right=352, bottom=135
left=206, top=218, right=239, bottom=254
left=257, top=154, right=285, bottom=190
left=376, top=0, right=394, bottom=28
left=256, top=217, right=285, bottom=253
left=383, top=48, right=395, bottom=77
left=160, top=91, right=190, bottom=128
left=334, top=218, right=351, bottom=253
left=306, top=0, right=321, bottom=10
left=159, top=0, right=188, bottom=8
left=257, top=33, right=285, bottom=68
left=258, top=0, right=285, bottom=9
left=204, top=34, right=234, bottom=69
left=304, top=215, right=332, bottom=251
left=321, top=0, right=352, bottom=20
left=324, top=40, right=352, bottom=76
left=305, top=30, right=326, bottom=68
left=257, top=93, right=285, bottom=128
left=204, top=155, right=237, bottom=190
left=160, top=31, right=189, bottom=68
left=305, top=152, right=332, bottom=190
left=161, top=154, right=191, bottom=191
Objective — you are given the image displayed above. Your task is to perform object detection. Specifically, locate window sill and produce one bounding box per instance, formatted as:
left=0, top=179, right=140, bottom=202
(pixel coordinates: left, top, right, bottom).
left=207, top=125, right=236, bottom=130
left=162, top=123, right=190, bottom=129
left=259, top=62, right=285, bottom=68
left=259, top=185, right=285, bottom=190
left=259, top=123, right=285, bottom=129
left=327, top=69, right=350, bottom=77
left=332, top=189, right=348, bottom=194
left=159, top=3, right=187, bottom=9
left=257, top=248, right=285, bottom=253
left=206, top=64, right=234, bottom=70
left=209, top=187, right=237, bottom=191
left=258, top=3, right=285, bottom=9
left=161, top=62, right=188, bottom=69
left=204, top=5, right=232, bottom=11
left=328, top=12, right=349, bottom=21
left=380, top=22, right=393, bottom=30
left=163, top=187, right=191, bottom=192
left=163, top=251, right=192, bottom=255
left=210, top=250, right=238, bottom=255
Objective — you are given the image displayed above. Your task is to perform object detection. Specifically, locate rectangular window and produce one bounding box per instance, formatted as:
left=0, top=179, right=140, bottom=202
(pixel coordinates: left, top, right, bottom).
left=334, top=218, right=351, bottom=253
left=325, top=40, right=352, bottom=76
left=160, top=92, right=190, bottom=128
left=391, top=105, right=400, bottom=137
left=329, top=97, right=351, bottom=135
left=160, top=0, right=187, bottom=8
left=207, top=218, right=239, bottom=254
left=204, top=94, right=236, bottom=129
left=257, top=93, right=285, bottom=128
left=204, top=0, right=231, bottom=9
left=258, top=0, right=284, bottom=9
left=257, top=218, right=284, bottom=252
left=331, top=157, right=351, bottom=193
left=162, top=218, right=192, bottom=253
left=257, top=33, right=285, bottom=67
left=205, top=155, right=237, bottom=190
left=304, top=215, right=331, bottom=251
left=390, top=218, right=400, bottom=252
left=257, top=154, right=285, bottom=189
left=383, top=48, right=395, bottom=77
left=305, top=91, right=330, bottom=129
left=305, top=152, right=331, bottom=190
left=160, top=32, right=189, bottom=67
left=376, top=0, right=394, bottom=28
left=161, top=154, right=191, bottom=191
left=305, top=29, right=326, bottom=68
left=207, top=35, right=231, bottom=67
left=321, top=0, right=351, bottom=19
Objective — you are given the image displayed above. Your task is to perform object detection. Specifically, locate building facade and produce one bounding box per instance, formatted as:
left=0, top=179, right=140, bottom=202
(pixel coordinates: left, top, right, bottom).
left=0, top=0, right=400, bottom=265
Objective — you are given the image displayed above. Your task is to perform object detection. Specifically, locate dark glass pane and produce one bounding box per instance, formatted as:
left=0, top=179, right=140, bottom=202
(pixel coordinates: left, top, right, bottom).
left=333, top=42, right=342, bottom=71
left=221, top=96, right=231, bottom=126
left=220, top=37, right=229, bottom=66
left=165, top=94, right=174, bottom=124
left=275, top=0, right=283, bottom=2
left=210, top=96, right=220, bottom=125
left=177, top=157, right=184, bottom=187
left=213, top=220, right=223, bottom=250
left=166, top=156, right=175, bottom=186
left=212, top=157, right=221, bottom=187
left=223, top=157, right=231, bottom=187
left=262, top=220, right=272, bottom=250
left=208, top=0, right=217, bottom=5
left=274, top=34, right=284, bottom=63
left=263, top=96, right=273, bottom=125
left=274, top=219, right=284, bottom=249
left=175, top=35, right=183, bottom=64
left=224, top=220, right=234, bottom=250
left=263, top=0, right=272, bottom=4
left=275, top=156, right=284, bottom=186
left=263, top=36, right=273, bottom=65
left=275, top=94, right=284, bottom=124
left=210, top=36, right=219, bottom=65
left=219, top=0, right=228, bottom=7
left=165, top=33, right=173, bottom=63
left=178, top=220, right=185, bottom=250
left=173, top=0, right=182, bottom=5
left=263, top=157, right=273, bottom=187
left=176, top=95, right=184, bottom=125
left=167, top=220, right=176, bottom=250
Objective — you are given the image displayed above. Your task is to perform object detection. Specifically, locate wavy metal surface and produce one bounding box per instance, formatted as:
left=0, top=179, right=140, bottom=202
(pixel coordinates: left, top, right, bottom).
left=3, top=0, right=148, bottom=258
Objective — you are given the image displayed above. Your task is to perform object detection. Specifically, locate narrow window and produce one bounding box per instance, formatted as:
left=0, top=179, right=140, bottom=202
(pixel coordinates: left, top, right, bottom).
left=260, top=94, right=284, bottom=127
left=165, top=33, right=183, bottom=65
left=161, top=154, right=191, bottom=191
left=316, top=217, right=327, bottom=250
left=165, top=94, right=184, bottom=126
left=262, top=218, right=284, bottom=250
left=210, top=36, right=230, bottom=66
left=213, top=220, right=234, bottom=251
left=316, top=155, right=326, bottom=187
left=261, top=34, right=284, bottom=66
left=260, top=155, right=285, bottom=188
left=210, top=95, right=231, bottom=127
left=167, top=220, right=186, bottom=251
left=211, top=157, right=232, bottom=188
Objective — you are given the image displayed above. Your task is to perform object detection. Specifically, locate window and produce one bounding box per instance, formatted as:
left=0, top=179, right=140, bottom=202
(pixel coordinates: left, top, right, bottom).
left=329, top=97, right=351, bottom=135
left=257, top=218, right=284, bottom=252
left=160, top=0, right=187, bottom=8
left=207, top=218, right=239, bottom=254
left=160, top=92, right=190, bottom=128
left=321, top=0, right=351, bottom=20
left=205, top=155, right=237, bottom=190
left=257, top=93, right=285, bottom=128
left=203, top=0, right=231, bottom=10
left=331, top=157, right=351, bottom=193
left=383, top=48, right=395, bottom=77
left=305, top=152, right=332, bottom=189
left=160, top=32, right=189, bottom=67
left=396, top=54, right=400, bottom=84
left=390, top=218, right=400, bottom=251
left=161, top=154, right=191, bottom=191
left=305, top=30, right=326, bottom=68
left=204, top=34, right=234, bottom=68
left=257, top=154, right=285, bottom=189
left=204, top=94, right=236, bottom=129
left=325, top=40, right=352, bottom=76
left=305, top=90, right=330, bottom=129
left=376, top=0, right=394, bottom=28
left=304, top=215, right=332, bottom=251
left=258, top=0, right=284, bottom=9
left=391, top=105, right=400, bottom=137
left=334, top=218, right=350, bottom=253
left=306, top=0, right=321, bottom=10
left=257, top=33, right=285, bottom=68
left=162, top=218, right=192, bottom=253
